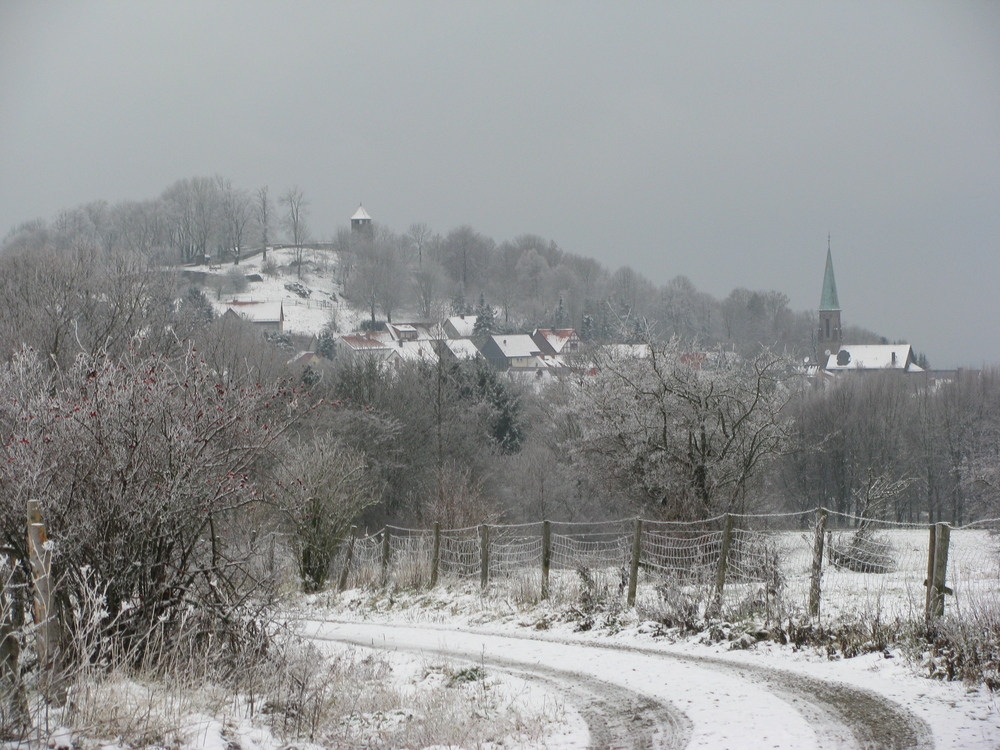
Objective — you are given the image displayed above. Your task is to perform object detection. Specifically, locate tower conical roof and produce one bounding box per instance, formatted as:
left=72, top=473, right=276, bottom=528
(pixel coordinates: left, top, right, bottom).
left=819, top=247, right=840, bottom=311
left=351, top=204, right=371, bottom=221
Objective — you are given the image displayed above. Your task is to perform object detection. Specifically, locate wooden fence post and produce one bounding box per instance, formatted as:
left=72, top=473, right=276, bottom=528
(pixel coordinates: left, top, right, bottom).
left=627, top=518, right=642, bottom=607
left=27, top=499, right=62, bottom=703
left=479, top=524, right=490, bottom=590
left=708, top=513, right=735, bottom=618
left=808, top=508, right=828, bottom=618
left=926, top=522, right=952, bottom=620
left=430, top=522, right=441, bottom=589
left=0, top=548, right=28, bottom=730
left=541, top=520, right=552, bottom=600
left=380, top=527, right=391, bottom=587
left=337, top=525, right=358, bottom=593
left=924, top=523, right=936, bottom=620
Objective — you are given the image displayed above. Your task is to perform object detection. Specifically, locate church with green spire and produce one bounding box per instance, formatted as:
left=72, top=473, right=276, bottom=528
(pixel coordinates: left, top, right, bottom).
left=815, top=242, right=924, bottom=374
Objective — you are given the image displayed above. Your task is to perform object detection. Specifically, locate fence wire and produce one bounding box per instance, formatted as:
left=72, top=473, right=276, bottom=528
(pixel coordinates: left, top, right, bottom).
left=332, top=512, right=1000, bottom=623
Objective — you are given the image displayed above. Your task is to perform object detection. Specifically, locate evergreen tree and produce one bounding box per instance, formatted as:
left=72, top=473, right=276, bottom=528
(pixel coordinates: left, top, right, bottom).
left=455, top=358, right=523, bottom=453
left=473, top=293, right=496, bottom=337
left=554, top=295, right=565, bottom=328
left=316, top=330, right=337, bottom=359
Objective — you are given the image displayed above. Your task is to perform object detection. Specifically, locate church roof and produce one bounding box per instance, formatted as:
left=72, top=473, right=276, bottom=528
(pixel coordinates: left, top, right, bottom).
left=351, top=204, right=372, bottom=221
left=819, top=247, right=840, bottom=311
left=824, top=344, right=923, bottom=372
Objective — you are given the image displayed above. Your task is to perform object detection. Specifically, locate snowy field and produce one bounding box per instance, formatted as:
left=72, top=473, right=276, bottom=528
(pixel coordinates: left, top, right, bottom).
left=186, top=246, right=365, bottom=338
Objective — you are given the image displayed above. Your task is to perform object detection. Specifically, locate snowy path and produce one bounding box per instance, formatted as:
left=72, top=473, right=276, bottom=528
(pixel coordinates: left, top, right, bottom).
left=299, top=619, right=934, bottom=749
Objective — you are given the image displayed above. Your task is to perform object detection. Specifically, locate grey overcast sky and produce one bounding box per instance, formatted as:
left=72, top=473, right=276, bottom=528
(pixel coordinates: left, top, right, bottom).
left=1, top=2, right=998, bottom=368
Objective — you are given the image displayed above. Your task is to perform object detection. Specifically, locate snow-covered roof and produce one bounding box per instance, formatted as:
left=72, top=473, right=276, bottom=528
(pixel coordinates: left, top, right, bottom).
left=387, top=322, right=433, bottom=341
left=287, top=351, right=321, bottom=367
left=224, top=301, right=283, bottom=324
left=532, top=328, right=579, bottom=354
left=537, top=354, right=569, bottom=369
left=443, top=339, right=480, bottom=360
left=338, top=333, right=391, bottom=351
left=352, top=205, right=372, bottom=221
left=444, top=315, right=478, bottom=338
left=393, top=340, right=439, bottom=363
left=824, top=344, right=923, bottom=372
left=491, top=334, right=541, bottom=358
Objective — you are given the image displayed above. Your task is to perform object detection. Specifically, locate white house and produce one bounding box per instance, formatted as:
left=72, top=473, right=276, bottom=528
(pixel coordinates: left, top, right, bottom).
left=480, top=334, right=544, bottom=371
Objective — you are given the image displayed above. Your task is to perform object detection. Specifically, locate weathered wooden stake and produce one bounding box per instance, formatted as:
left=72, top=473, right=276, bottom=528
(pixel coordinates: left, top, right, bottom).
left=380, top=527, right=392, bottom=587
left=27, top=499, right=62, bottom=703
left=541, top=520, right=552, bottom=600
left=714, top=514, right=735, bottom=604
left=808, top=508, right=828, bottom=618
left=479, top=524, right=490, bottom=590
left=429, top=522, right=441, bottom=589
left=627, top=518, right=642, bottom=607
left=927, top=522, right=952, bottom=619
left=0, top=550, right=28, bottom=730
left=924, top=523, right=937, bottom=619
left=337, top=525, right=359, bottom=593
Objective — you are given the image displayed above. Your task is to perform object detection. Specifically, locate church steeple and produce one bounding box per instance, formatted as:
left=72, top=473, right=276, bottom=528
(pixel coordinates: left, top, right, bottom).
left=817, top=235, right=842, bottom=367
left=819, top=240, right=840, bottom=311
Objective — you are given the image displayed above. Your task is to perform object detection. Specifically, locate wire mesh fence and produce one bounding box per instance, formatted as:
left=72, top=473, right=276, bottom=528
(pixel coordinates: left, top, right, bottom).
left=330, top=511, right=1000, bottom=624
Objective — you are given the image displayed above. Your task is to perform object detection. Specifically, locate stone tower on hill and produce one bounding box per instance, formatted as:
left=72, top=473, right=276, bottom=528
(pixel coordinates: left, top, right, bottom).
left=351, top=204, right=373, bottom=235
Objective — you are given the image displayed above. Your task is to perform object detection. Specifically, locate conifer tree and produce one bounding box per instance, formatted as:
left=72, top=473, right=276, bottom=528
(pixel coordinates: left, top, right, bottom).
left=473, top=293, right=495, bottom=337
left=554, top=295, right=566, bottom=328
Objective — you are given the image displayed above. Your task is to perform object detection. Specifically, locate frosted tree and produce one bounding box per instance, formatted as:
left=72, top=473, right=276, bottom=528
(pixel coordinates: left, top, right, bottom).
left=281, top=433, right=378, bottom=592
left=578, top=334, right=793, bottom=519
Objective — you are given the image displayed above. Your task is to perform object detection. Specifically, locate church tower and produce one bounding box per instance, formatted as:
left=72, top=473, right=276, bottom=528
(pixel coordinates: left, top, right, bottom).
left=817, top=239, right=842, bottom=367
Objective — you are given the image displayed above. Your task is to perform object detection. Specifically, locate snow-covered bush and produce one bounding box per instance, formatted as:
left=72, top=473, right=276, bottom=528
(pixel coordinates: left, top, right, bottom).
left=0, top=343, right=312, bottom=667
left=828, top=530, right=896, bottom=574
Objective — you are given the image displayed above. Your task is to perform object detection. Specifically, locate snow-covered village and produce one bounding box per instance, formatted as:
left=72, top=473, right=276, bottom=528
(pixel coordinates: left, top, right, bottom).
left=3, top=3, right=1000, bottom=749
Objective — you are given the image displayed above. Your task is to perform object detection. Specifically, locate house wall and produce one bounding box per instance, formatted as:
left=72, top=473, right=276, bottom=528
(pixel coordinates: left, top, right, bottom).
left=510, top=356, right=541, bottom=369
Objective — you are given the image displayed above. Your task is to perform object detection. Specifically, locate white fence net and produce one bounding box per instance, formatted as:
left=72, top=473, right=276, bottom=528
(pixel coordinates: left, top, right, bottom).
left=330, top=512, right=1000, bottom=623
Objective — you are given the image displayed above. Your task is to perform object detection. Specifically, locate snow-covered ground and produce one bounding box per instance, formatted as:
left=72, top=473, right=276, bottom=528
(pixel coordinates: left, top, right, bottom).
left=187, top=246, right=365, bottom=338
left=292, top=587, right=1000, bottom=749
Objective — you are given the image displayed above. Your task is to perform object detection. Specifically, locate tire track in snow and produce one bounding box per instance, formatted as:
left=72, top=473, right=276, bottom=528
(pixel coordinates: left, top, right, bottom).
left=311, top=628, right=691, bottom=750
left=301, top=619, right=933, bottom=749
left=563, top=635, right=934, bottom=750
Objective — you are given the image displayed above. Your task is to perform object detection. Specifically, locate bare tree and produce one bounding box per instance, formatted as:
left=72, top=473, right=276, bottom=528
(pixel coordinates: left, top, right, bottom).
left=0, top=239, right=181, bottom=370
left=349, top=226, right=407, bottom=323
left=405, top=222, right=434, bottom=267
left=486, top=241, right=518, bottom=323
left=280, top=186, right=310, bottom=278
left=161, top=177, right=223, bottom=264
left=375, top=229, right=408, bottom=323
left=413, top=261, right=445, bottom=318
left=255, top=186, right=272, bottom=261
left=578, top=335, right=793, bottom=519
left=218, top=178, right=253, bottom=265
left=441, top=225, right=492, bottom=290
